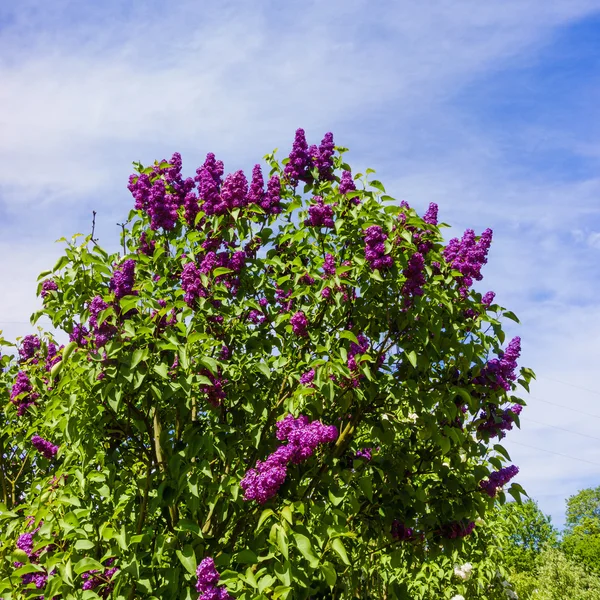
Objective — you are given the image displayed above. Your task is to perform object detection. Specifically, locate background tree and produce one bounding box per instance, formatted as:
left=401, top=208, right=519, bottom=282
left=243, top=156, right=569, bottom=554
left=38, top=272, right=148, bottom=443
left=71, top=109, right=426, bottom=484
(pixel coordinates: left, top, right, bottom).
left=562, top=486, right=600, bottom=575
left=0, top=129, right=531, bottom=599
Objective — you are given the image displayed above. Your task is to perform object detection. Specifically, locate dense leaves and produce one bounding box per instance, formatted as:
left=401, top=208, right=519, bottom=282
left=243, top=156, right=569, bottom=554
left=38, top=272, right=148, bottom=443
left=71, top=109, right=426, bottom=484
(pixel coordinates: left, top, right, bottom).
left=0, top=130, right=531, bottom=598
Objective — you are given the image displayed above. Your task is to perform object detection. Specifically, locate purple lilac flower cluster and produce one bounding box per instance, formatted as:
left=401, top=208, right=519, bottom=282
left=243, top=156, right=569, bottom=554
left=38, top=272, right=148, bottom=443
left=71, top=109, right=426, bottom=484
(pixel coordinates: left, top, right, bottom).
left=196, top=557, right=231, bottom=600
left=89, top=296, right=117, bottom=348
left=284, top=129, right=335, bottom=184
left=240, top=415, right=338, bottom=504
left=422, top=202, right=439, bottom=225
left=19, top=335, right=40, bottom=362
left=309, top=132, right=335, bottom=180
left=339, top=170, right=359, bottom=204
left=181, top=263, right=208, bottom=306
left=31, top=435, right=58, bottom=460
left=482, top=291, right=495, bottom=307
left=70, top=323, right=90, bottom=346
left=476, top=337, right=521, bottom=391
left=322, top=254, right=336, bottom=277
left=200, top=370, right=227, bottom=407
left=402, top=252, right=426, bottom=300
left=391, top=520, right=414, bottom=541
left=139, top=231, right=155, bottom=256
left=480, top=465, right=519, bottom=498
left=442, top=520, right=476, bottom=539
left=81, top=558, right=118, bottom=597
left=300, top=369, right=315, bottom=387
left=355, top=447, right=372, bottom=461
left=478, top=404, right=522, bottom=439
left=305, top=196, right=334, bottom=228
left=40, top=279, right=58, bottom=298
left=10, top=372, right=38, bottom=415
left=14, top=521, right=54, bottom=591
left=364, top=226, right=393, bottom=270
left=247, top=165, right=283, bottom=215
left=109, top=259, right=136, bottom=299
left=290, top=311, right=308, bottom=337
left=45, top=343, right=62, bottom=372
left=443, top=228, right=493, bottom=296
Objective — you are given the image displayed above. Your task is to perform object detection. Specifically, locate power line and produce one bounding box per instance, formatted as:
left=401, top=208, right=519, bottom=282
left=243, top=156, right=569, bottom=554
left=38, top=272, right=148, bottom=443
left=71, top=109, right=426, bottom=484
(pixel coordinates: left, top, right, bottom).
left=522, top=417, right=600, bottom=443
left=528, top=395, right=600, bottom=421
left=537, top=375, right=600, bottom=397
left=510, top=441, right=600, bottom=468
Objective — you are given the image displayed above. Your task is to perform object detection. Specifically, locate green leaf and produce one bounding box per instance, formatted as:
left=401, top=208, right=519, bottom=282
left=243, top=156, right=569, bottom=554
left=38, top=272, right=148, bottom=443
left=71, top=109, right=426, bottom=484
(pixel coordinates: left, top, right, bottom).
left=370, top=180, right=386, bottom=193
left=406, top=350, right=418, bottom=368
left=258, top=509, right=275, bottom=530
left=320, top=562, right=337, bottom=587
left=74, top=557, right=104, bottom=575
left=331, top=537, right=350, bottom=566
left=153, top=363, right=169, bottom=379
left=339, top=330, right=359, bottom=345
left=277, top=525, right=289, bottom=560
left=176, top=545, right=197, bottom=575
left=293, top=533, right=319, bottom=568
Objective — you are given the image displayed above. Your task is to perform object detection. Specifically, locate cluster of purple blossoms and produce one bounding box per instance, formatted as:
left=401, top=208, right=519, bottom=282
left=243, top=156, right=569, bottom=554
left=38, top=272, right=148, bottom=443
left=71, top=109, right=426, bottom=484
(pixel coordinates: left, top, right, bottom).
left=70, top=323, right=90, bottom=346
left=402, top=252, right=426, bottom=299
left=476, top=336, right=521, bottom=391
left=200, top=370, right=227, bottom=407
left=355, top=447, right=372, bottom=461
left=442, top=520, right=476, bottom=539
left=482, top=291, right=495, bottom=307
left=391, top=520, right=414, bottom=541
left=305, top=196, right=334, bottom=228
left=364, top=226, right=393, bottom=271
left=45, top=342, right=62, bottom=372
left=300, top=369, right=315, bottom=387
left=196, top=557, right=231, bottom=600
left=422, top=202, right=439, bottom=226
left=246, top=165, right=282, bottom=215
left=247, top=309, right=267, bottom=325
left=290, top=311, right=309, bottom=337
left=181, top=263, right=208, bottom=306
left=480, top=465, right=519, bottom=497
left=109, top=259, right=136, bottom=299
left=19, top=335, right=41, bottom=362
left=309, top=132, right=335, bottom=180
left=40, top=279, right=58, bottom=298
left=240, top=415, right=338, bottom=504
left=31, top=435, right=59, bottom=460
left=14, top=522, right=55, bottom=591
left=81, top=559, right=118, bottom=597
left=284, top=129, right=335, bottom=184
left=152, top=299, right=177, bottom=331
left=10, top=372, right=38, bottom=415
left=347, top=334, right=369, bottom=373
left=89, top=296, right=117, bottom=348
left=443, top=228, right=493, bottom=296
left=138, top=231, right=155, bottom=256
left=339, top=170, right=359, bottom=204
left=478, top=404, right=522, bottom=439
left=322, top=253, right=336, bottom=277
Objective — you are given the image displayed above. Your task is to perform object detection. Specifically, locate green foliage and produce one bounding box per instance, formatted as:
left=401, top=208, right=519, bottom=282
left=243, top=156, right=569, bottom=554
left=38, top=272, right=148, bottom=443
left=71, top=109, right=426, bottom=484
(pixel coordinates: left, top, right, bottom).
left=562, top=486, right=600, bottom=575
left=0, top=138, right=530, bottom=598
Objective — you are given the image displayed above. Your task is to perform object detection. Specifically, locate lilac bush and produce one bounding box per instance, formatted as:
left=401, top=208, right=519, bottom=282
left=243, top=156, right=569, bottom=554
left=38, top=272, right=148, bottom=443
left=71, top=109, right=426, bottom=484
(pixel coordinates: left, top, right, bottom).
left=0, top=129, right=531, bottom=599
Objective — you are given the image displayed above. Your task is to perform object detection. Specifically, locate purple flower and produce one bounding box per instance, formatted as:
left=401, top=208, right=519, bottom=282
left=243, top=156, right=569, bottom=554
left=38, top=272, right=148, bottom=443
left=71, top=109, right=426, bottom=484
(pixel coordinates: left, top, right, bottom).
left=443, top=228, right=493, bottom=296
left=290, top=311, right=308, bottom=337
left=181, top=263, right=207, bottom=306
left=70, top=323, right=90, bottom=346
left=402, top=252, right=426, bottom=299
left=241, top=415, right=338, bottom=503
left=10, top=372, right=38, bottom=415
left=423, top=202, right=439, bottom=225
left=261, top=175, right=282, bottom=215
left=220, top=170, right=249, bottom=211
left=284, top=128, right=311, bottom=184
left=305, top=196, right=334, bottom=228
left=477, top=402, right=523, bottom=439
left=476, top=336, right=521, bottom=391
left=89, top=296, right=116, bottom=348
left=443, top=521, right=476, bottom=539
left=31, top=434, right=59, bottom=460
left=356, top=447, right=372, bottom=461
left=139, top=232, right=156, bottom=256
left=300, top=369, right=315, bottom=387
left=81, top=560, right=118, bottom=597
left=16, top=532, right=35, bottom=556
left=40, top=279, right=58, bottom=298
left=391, top=520, right=413, bottom=541
left=480, top=465, right=519, bottom=497
left=482, top=291, right=495, bottom=307
left=110, top=259, right=136, bottom=299
left=19, top=335, right=40, bottom=362
left=45, top=343, right=62, bottom=372
left=364, top=226, right=393, bottom=271
left=195, top=557, right=232, bottom=599
left=322, top=253, right=336, bottom=277
left=312, top=132, right=335, bottom=180
left=247, top=164, right=265, bottom=206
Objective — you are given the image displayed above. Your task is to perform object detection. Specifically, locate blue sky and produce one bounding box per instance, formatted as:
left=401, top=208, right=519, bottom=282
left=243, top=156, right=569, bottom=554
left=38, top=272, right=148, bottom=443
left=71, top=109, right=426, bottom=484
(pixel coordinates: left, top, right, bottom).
left=1, top=0, right=599, bottom=528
